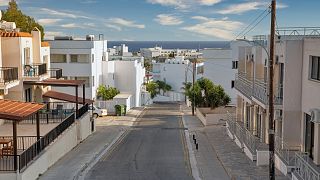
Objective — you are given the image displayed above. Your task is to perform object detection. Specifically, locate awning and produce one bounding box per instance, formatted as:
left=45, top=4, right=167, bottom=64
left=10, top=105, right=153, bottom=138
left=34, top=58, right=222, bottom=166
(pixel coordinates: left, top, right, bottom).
left=24, top=79, right=86, bottom=87
left=43, top=90, right=94, bottom=104
left=0, top=100, right=45, bottom=121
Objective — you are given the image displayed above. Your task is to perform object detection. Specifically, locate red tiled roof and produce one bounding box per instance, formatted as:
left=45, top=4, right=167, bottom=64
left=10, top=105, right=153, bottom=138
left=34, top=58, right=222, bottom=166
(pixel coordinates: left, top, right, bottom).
left=43, top=91, right=94, bottom=104
left=0, top=100, right=45, bottom=121
left=0, top=32, right=32, bottom=37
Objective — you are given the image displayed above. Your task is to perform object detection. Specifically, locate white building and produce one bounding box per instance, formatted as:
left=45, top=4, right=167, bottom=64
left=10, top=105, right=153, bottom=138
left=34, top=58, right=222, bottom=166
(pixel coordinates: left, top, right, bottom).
left=200, top=48, right=237, bottom=105
left=152, top=56, right=204, bottom=93
left=108, top=44, right=131, bottom=56
left=102, top=56, right=146, bottom=107
left=141, top=46, right=201, bottom=59
left=48, top=35, right=107, bottom=100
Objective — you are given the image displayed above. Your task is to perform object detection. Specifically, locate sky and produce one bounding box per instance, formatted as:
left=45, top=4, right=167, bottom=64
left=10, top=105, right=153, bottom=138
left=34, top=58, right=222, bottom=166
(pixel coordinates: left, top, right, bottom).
left=1, top=0, right=320, bottom=41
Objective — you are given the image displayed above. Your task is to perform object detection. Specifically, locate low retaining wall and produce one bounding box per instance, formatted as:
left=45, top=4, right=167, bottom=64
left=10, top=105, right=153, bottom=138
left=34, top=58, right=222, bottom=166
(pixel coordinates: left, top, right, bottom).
left=196, top=107, right=235, bottom=126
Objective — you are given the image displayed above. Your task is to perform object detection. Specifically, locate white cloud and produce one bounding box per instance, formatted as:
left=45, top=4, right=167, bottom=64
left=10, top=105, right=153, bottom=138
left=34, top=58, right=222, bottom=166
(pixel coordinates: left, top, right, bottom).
left=61, top=23, right=80, bottom=28
left=39, top=8, right=91, bottom=19
left=146, top=0, right=221, bottom=9
left=154, top=14, right=183, bottom=25
left=0, top=0, right=9, bottom=6
left=181, top=16, right=243, bottom=40
left=105, top=24, right=122, bottom=31
left=109, top=18, right=145, bottom=29
left=80, top=0, right=97, bottom=4
left=199, top=0, right=221, bottom=6
left=38, top=18, right=62, bottom=26
left=218, top=1, right=288, bottom=14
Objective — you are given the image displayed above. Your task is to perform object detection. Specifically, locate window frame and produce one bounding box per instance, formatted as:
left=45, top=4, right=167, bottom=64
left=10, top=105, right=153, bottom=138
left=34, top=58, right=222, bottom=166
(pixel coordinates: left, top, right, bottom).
left=310, top=56, right=320, bottom=82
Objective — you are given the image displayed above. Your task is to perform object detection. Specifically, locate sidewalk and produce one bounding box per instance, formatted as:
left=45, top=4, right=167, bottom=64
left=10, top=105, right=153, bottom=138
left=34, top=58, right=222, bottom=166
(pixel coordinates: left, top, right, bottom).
left=39, top=107, right=144, bottom=180
left=182, top=108, right=288, bottom=180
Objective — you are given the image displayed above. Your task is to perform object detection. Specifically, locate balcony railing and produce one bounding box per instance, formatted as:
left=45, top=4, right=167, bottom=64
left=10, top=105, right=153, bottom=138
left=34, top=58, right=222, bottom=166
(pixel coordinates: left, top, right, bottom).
left=226, top=112, right=236, bottom=136
left=253, top=78, right=283, bottom=106
left=19, top=113, right=75, bottom=171
left=0, top=67, right=19, bottom=84
left=48, top=68, right=62, bottom=79
left=234, top=73, right=253, bottom=98
left=294, top=152, right=320, bottom=180
left=0, top=136, right=39, bottom=151
left=23, top=63, right=47, bottom=77
left=275, top=136, right=300, bottom=166
left=76, top=103, right=89, bottom=119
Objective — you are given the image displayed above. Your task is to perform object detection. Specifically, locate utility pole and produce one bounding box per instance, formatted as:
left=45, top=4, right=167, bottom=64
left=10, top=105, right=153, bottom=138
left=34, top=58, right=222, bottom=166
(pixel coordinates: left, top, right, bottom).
left=192, top=60, right=196, bottom=116
left=268, top=0, right=276, bottom=180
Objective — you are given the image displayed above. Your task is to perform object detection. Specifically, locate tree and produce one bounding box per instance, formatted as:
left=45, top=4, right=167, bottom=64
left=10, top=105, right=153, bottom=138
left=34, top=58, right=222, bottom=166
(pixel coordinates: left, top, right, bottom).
left=155, top=80, right=171, bottom=95
left=1, top=0, right=45, bottom=40
left=96, top=85, right=120, bottom=100
left=146, top=82, right=158, bottom=99
left=185, top=78, right=230, bottom=109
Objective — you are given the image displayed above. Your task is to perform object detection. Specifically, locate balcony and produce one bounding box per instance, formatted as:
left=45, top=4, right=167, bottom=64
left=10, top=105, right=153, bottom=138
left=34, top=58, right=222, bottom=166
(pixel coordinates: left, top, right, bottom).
left=0, top=67, right=19, bottom=90
left=48, top=68, right=63, bottom=79
left=253, top=78, right=283, bottom=106
left=234, top=73, right=253, bottom=99
left=293, top=152, right=320, bottom=180
left=23, top=63, right=48, bottom=81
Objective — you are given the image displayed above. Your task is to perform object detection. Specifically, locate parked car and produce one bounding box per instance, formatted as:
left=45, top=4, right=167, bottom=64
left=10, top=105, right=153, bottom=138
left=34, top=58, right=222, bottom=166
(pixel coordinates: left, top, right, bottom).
left=89, top=105, right=108, bottom=118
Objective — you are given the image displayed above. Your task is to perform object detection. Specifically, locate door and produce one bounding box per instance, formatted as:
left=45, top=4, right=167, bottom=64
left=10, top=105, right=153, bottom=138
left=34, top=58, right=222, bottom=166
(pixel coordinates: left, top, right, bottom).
left=305, top=114, right=314, bottom=159
left=256, top=109, right=261, bottom=138
left=25, top=88, right=32, bottom=102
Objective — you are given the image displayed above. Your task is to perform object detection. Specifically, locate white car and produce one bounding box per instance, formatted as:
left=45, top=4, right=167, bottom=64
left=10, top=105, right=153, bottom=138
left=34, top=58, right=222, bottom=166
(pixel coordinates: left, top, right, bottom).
left=89, top=105, right=108, bottom=118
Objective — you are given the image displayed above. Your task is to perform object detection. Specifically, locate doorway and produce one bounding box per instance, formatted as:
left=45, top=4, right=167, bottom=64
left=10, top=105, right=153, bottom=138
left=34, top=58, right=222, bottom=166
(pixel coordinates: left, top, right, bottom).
left=305, top=113, right=314, bottom=160
left=25, top=88, right=32, bottom=102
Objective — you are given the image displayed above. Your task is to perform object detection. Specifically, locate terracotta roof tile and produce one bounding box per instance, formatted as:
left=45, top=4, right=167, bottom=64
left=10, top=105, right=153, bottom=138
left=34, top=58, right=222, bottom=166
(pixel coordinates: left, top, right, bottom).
left=0, top=32, right=32, bottom=38
left=41, top=42, right=50, bottom=47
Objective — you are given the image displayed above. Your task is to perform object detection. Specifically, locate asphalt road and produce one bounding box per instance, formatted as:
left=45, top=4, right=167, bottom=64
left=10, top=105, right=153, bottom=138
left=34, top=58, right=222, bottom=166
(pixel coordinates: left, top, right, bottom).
left=85, top=103, right=193, bottom=180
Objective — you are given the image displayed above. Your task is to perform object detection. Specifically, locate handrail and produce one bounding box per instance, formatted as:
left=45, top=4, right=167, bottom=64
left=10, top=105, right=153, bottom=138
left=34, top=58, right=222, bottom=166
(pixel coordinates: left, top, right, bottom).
left=275, top=135, right=300, bottom=166
left=0, top=67, right=19, bottom=84
left=23, top=63, right=47, bottom=77
left=234, top=73, right=253, bottom=98
left=294, top=152, right=320, bottom=180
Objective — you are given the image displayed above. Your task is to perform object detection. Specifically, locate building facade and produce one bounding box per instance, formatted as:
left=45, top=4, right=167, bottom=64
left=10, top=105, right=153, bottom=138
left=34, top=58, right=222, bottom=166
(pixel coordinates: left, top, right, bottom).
left=49, top=35, right=107, bottom=100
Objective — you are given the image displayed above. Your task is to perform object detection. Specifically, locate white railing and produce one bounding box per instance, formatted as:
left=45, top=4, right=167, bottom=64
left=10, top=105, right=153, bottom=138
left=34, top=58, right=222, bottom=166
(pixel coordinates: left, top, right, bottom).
left=234, top=73, right=253, bottom=98
left=253, top=78, right=283, bottom=106
left=243, top=128, right=258, bottom=153
left=226, top=112, right=236, bottom=135
left=275, top=136, right=300, bottom=166
left=295, top=152, right=320, bottom=180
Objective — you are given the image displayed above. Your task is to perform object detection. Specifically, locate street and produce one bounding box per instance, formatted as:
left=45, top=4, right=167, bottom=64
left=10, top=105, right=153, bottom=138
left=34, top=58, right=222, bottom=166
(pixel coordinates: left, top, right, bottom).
left=85, top=103, right=193, bottom=180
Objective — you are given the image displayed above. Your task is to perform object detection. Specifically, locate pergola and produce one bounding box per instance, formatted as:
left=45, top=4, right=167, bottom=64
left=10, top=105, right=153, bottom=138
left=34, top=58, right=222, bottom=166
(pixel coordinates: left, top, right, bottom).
left=24, top=79, right=87, bottom=117
left=0, top=100, right=45, bottom=171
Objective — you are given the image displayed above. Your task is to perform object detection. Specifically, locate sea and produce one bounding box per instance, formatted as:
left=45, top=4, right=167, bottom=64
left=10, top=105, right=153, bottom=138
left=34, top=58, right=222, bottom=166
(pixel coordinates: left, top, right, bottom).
left=108, top=41, right=230, bottom=52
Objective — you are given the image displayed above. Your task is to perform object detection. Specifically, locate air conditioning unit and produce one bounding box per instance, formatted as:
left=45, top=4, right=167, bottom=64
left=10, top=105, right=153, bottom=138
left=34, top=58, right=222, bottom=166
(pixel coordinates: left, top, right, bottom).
left=310, top=109, right=320, bottom=123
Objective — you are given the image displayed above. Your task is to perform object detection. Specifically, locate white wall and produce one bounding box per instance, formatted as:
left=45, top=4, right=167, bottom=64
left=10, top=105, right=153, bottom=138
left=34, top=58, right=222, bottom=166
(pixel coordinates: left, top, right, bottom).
left=201, top=48, right=237, bottom=105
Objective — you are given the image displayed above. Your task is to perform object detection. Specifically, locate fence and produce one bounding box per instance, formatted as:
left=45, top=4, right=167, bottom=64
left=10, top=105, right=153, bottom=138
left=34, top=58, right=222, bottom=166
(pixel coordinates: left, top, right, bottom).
left=0, top=155, right=17, bottom=172
left=48, top=68, right=62, bottom=79
left=19, top=113, right=75, bottom=171
left=234, top=73, right=253, bottom=98
left=226, top=112, right=236, bottom=135
left=294, top=152, right=320, bottom=180
left=0, top=136, right=38, bottom=151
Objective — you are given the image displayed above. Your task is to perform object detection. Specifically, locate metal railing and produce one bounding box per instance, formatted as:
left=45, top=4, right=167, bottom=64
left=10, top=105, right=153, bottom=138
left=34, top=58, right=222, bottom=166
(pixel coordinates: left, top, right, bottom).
left=23, top=63, right=47, bottom=77
left=77, top=103, right=89, bottom=119
left=243, top=128, right=258, bottom=153
left=0, top=155, right=17, bottom=171
left=235, top=121, right=245, bottom=143
left=19, top=113, right=75, bottom=171
left=253, top=78, right=283, bottom=105
left=226, top=112, right=236, bottom=135
left=0, top=67, right=19, bottom=84
left=48, top=68, right=62, bottom=79
left=234, top=73, right=253, bottom=98
left=294, top=152, right=320, bottom=180
left=0, top=136, right=39, bottom=151
left=275, top=136, right=300, bottom=166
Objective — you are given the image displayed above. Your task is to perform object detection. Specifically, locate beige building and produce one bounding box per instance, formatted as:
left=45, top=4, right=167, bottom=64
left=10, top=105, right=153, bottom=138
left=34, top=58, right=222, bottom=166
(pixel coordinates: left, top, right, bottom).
left=0, top=28, right=57, bottom=103
left=228, top=34, right=320, bottom=179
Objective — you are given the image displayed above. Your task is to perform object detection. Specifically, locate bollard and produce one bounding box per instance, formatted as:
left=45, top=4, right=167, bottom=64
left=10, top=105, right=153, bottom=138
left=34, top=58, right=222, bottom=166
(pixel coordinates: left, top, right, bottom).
left=192, top=134, right=195, bottom=140
left=196, top=143, right=198, bottom=150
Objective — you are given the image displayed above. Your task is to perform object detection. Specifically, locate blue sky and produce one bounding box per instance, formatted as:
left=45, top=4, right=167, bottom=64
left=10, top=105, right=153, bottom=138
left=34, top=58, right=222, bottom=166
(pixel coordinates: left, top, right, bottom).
left=1, top=0, right=320, bottom=41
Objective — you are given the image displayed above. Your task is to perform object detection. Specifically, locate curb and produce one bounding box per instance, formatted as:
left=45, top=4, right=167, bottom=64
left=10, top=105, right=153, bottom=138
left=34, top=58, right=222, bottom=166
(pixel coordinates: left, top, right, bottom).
left=180, top=106, right=202, bottom=180
left=74, top=107, right=146, bottom=180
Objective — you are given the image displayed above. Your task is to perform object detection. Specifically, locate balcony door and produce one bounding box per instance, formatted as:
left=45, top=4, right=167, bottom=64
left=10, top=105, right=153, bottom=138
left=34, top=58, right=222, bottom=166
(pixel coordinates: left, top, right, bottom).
left=25, top=88, right=32, bottom=102
left=305, top=113, right=314, bottom=160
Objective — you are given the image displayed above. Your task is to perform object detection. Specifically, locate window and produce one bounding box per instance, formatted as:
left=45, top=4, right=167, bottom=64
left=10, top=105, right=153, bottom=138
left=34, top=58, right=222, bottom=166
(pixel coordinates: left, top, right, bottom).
left=92, top=54, right=95, bottom=63
left=70, top=54, right=90, bottom=63
left=232, top=61, right=238, bottom=69
left=43, top=55, right=49, bottom=64
left=51, top=54, right=67, bottom=63
left=24, top=48, right=31, bottom=65
left=231, top=80, right=235, bottom=88
left=70, top=76, right=90, bottom=87
left=197, top=66, right=204, bottom=74
left=92, top=76, right=95, bottom=87
left=310, top=56, right=320, bottom=81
